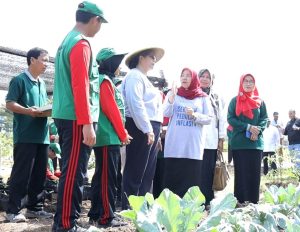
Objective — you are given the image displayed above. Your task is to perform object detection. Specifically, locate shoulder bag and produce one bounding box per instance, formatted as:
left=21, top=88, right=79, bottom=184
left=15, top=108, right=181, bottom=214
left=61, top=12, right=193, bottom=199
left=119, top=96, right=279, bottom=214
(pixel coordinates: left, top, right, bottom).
left=213, top=150, right=230, bottom=191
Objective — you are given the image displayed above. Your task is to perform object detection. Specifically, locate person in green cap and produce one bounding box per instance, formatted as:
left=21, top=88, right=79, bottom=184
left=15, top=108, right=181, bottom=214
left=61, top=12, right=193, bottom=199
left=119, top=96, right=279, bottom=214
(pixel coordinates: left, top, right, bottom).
left=51, top=1, right=108, bottom=231
left=87, top=47, right=132, bottom=228
left=45, top=143, right=62, bottom=192
left=5, top=47, right=53, bottom=222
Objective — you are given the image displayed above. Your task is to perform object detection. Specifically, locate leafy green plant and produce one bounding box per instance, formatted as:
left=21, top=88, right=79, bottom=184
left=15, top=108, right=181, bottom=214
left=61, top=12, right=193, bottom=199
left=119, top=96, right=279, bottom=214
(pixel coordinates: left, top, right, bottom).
left=121, top=186, right=206, bottom=232
left=121, top=184, right=300, bottom=232
left=0, top=131, right=13, bottom=157
left=264, top=184, right=298, bottom=205
left=262, top=147, right=299, bottom=188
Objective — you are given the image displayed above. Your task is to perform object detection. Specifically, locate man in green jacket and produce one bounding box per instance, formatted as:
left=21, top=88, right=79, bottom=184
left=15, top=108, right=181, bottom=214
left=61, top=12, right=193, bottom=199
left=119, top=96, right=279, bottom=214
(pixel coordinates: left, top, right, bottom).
left=51, top=1, right=108, bottom=231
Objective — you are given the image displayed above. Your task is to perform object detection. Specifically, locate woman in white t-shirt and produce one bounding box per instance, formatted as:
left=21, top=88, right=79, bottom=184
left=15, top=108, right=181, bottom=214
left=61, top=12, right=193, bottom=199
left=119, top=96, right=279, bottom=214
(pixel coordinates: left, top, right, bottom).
left=162, top=67, right=212, bottom=197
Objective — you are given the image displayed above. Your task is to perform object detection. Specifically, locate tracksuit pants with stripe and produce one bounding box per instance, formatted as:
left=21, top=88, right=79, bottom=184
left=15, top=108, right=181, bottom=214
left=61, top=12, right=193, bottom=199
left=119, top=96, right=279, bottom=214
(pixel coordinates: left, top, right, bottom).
left=88, top=145, right=120, bottom=224
left=53, top=119, right=91, bottom=231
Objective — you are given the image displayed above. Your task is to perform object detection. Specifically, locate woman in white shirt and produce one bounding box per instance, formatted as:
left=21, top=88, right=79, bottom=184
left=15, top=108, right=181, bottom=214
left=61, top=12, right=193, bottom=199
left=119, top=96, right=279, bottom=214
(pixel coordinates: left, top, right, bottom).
left=198, top=69, right=226, bottom=208
left=121, top=47, right=164, bottom=209
left=163, top=67, right=211, bottom=198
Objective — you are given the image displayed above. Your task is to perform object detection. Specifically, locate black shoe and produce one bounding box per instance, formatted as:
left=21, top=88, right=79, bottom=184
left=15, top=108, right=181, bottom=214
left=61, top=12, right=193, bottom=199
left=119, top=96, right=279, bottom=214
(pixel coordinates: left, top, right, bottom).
left=97, top=218, right=127, bottom=228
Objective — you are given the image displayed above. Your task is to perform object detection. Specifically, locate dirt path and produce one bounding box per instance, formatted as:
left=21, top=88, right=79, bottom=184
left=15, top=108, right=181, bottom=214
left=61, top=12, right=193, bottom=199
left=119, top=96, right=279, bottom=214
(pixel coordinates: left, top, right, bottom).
left=0, top=160, right=236, bottom=232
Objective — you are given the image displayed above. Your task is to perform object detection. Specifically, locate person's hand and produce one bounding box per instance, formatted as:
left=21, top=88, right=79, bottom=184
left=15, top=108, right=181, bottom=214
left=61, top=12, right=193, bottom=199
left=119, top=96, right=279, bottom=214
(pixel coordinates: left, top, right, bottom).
left=185, top=107, right=194, bottom=116
left=250, top=133, right=258, bottom=141
left=147, top=132, right=155, bottom=145
left=249, top=125, right=260, bottom=135
left=27, top=106, right=43, bottom=117
left=82, top=124, right=96, bottom=146
left=122, top=134, right=133, bottom=145
left=168, top=81, right=178, bottom=104
left=156, top=137, right=163, bottom=151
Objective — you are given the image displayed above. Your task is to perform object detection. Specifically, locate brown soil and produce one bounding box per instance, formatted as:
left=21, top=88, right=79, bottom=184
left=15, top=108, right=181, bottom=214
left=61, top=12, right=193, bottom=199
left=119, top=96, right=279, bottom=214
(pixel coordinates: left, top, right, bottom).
left=0, top=199, right=136, bottom=232
left=0, top=162, right=244, bottom=232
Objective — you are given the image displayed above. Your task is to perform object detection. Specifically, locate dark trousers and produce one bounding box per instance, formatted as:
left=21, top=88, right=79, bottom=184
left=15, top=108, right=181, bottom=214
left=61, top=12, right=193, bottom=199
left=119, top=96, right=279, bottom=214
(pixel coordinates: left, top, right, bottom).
left=88, top=145, right=120, bottom=225
left=7, top=143, right=48, bottom=214
left=200, top=149, right=217, bottom=205
left=53, top=119, right=90, bottom=231
left=153, top=158, right=165, bottom=199
left=116, top=155, right=122, bottom=203
left=228, top=145, right=233, bottom=164
left=262, top=152, right=277, bottom=175
left=232, top=149, right=262, bottom=204
left=163, top=158, right=202, bottom=198
left=122, top=118, right=161, bottom=209
left=153, top=138, right=165, bottom=199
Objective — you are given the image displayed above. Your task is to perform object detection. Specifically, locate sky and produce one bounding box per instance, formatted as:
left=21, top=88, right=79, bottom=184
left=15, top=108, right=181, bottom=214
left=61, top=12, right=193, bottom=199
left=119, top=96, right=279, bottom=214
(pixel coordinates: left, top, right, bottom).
left=0, top=0, right=299, bottom=124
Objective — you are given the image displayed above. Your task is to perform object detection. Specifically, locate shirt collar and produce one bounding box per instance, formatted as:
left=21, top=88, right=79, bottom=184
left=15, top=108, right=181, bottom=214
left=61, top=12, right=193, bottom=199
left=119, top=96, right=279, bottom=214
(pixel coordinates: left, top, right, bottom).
left=25, top=69, right=39, bottom=82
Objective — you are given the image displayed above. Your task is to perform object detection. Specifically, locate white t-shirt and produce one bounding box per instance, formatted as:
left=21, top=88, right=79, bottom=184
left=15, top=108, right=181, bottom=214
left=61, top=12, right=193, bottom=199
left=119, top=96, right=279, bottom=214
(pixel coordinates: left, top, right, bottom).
left=263, top=125, right=280, bottom=152
left=163, top=93, right=212, bottom=160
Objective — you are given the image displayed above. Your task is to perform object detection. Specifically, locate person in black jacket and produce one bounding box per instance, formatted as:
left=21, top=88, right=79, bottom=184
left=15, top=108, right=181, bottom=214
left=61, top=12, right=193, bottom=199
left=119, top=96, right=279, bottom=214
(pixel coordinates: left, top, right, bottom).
left=284, top=109, right=300, bottom=172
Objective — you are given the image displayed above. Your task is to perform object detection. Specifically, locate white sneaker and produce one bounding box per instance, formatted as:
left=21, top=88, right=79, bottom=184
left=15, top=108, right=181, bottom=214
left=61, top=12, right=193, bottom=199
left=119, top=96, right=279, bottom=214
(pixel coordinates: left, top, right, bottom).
left=6, top=213, right=26, bottom=223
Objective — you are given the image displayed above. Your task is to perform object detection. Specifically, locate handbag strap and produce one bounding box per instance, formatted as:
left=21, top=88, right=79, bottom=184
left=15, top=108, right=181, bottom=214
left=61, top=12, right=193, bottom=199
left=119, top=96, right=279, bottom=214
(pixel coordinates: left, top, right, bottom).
left=217, top=150, right=230, bottom=179
left=217, top=150, right=225, bottom=162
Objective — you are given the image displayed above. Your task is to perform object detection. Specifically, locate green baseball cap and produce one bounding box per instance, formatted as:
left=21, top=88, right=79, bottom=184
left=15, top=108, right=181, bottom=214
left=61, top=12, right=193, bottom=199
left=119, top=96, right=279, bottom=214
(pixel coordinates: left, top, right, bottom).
left=96, top=48, right=127, bottom=63
left=49, top=143, right=61, bottom=159
left=77, top=1, right=108, bottom=23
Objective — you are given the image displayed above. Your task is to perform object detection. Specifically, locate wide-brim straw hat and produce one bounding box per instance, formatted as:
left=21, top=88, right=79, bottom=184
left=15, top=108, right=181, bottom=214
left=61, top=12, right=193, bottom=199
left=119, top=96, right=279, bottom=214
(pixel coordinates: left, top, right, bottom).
left=125, top=47, right=164, bottom=68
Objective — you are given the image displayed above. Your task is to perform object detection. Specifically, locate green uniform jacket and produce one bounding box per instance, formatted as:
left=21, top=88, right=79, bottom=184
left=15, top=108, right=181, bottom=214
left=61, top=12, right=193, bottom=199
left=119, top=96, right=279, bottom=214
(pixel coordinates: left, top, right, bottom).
left=52, top=29, right=92, bottom=120
left=95, top=75, right=125, bottom=147
left=227, top=96, right=268, bottom=150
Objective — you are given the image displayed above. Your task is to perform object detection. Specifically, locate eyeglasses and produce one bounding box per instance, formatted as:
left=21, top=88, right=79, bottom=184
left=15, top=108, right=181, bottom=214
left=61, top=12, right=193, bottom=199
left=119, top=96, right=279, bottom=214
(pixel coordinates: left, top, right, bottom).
left=243, top=80, right=255, bottom=85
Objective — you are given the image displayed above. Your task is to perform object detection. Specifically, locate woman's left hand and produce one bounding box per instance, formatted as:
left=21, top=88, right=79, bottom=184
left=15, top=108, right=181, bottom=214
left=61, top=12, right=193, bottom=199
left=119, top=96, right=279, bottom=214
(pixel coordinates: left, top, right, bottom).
left=185, top=107, right=194, bottom=116
left=250, top=133, right=258, bottom=141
